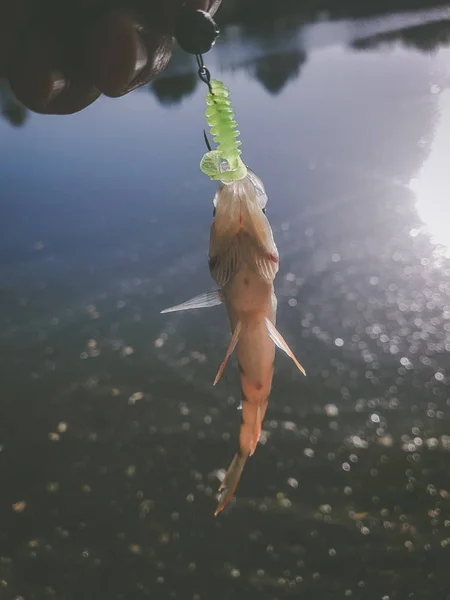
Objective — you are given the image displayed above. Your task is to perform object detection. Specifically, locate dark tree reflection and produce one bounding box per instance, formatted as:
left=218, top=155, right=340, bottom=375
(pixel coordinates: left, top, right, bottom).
left=353, top=19, right=450, bottom=52
left=150, top=73, right=198, bottom=106
left=0, top=81, right=27, bottom=127
left=253, top=50, right=307, bottom=95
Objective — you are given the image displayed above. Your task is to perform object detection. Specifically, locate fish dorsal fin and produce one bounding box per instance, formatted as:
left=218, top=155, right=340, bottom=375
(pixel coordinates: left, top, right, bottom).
left=161, top=290, right=222, bottom=314
left=213, top=320, right=242, bottom=386
left=265, top=317, right=306, bottom=376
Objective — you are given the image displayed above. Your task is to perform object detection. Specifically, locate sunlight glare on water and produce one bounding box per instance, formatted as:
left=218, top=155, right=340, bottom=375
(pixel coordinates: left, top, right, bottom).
left=410, top=86, right=450, bottom=257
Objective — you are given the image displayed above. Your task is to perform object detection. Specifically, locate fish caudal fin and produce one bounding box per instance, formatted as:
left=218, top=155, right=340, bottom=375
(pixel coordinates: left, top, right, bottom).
left=161, top=290, right=222, bottom=314
left=213, top=320, right=242, bottom=386
left=265, top=317, right=306, bottom=376
left=215, top=400, right=267, bottom=514
left=214, top=452, right=247, bottom=516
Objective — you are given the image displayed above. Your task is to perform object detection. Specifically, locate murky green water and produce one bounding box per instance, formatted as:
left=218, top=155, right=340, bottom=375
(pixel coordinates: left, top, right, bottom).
left=2, top=6, right=450, bottom=599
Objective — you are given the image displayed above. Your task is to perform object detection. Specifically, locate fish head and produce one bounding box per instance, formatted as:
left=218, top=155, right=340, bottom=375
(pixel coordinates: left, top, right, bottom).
left=212, top=167, right=268, bottom=214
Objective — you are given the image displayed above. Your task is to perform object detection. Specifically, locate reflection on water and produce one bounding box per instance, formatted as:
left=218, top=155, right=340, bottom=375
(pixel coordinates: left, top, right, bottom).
left=2, top=4, right=450, bottom=600
left=144, top=7, right=450, bottom=106
left=0, top=81, right=27, bottom=127
left=352, top=15, right=450, bottom=51
left=252, top=50, right=306, bottom=94
left=410, top=88, right=450, bottom=257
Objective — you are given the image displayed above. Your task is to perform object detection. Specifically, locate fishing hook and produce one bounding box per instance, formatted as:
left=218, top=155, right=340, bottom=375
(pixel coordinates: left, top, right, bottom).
left=203, top=129, right=212, bottom=151
left=197, top=54, right=214, bottom=151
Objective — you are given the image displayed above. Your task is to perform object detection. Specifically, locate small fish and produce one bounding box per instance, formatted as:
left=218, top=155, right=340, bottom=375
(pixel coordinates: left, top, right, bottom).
left=162, top=168, right=306, bottom=515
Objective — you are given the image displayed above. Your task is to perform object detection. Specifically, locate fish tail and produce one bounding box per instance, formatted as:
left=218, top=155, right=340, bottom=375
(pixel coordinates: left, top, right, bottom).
left=214, top=452, right=248, bottom=516
left=215, top=399, right=269, bottom=515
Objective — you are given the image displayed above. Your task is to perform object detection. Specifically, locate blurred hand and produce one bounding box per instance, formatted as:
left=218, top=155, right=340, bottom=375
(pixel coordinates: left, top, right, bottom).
left=0, top=0, right=221, bottom=115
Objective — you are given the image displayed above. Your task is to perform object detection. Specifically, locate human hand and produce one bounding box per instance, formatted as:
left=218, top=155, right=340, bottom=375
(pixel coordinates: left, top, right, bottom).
left=1, top=0, right=221, bottom=115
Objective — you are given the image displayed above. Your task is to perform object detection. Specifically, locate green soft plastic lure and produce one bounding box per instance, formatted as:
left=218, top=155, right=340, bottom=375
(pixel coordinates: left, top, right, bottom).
left=200, top=79, right=248, bottom=184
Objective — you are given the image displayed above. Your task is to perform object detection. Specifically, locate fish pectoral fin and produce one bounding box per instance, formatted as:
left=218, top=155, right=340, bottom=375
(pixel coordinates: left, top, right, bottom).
left=265, top=317, right=306, bottom=376
left=213, top=320, right=242, bottom=386
left=161, top=290, right=223, bottom=314
left=209, top=236, right=242, bottom=288
left=247, top=242, right=279, bottom=281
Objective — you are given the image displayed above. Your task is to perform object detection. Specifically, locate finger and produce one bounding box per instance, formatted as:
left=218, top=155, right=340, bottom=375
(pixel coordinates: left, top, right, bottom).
left=9, top=27, right=100, bottom=114
left=83, top=8, right=172, bottom=98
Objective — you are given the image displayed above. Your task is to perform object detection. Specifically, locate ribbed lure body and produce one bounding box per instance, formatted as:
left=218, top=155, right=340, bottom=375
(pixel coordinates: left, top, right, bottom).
left=200, top=79, right=247, bottom=183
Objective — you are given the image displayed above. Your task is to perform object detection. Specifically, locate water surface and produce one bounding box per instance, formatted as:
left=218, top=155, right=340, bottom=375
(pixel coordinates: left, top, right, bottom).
left=1, top=7, right=450, bottom=600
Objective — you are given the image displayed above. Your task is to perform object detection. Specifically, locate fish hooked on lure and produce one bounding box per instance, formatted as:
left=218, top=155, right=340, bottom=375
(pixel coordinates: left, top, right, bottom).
left=161, top=79, right=306, bottom=516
